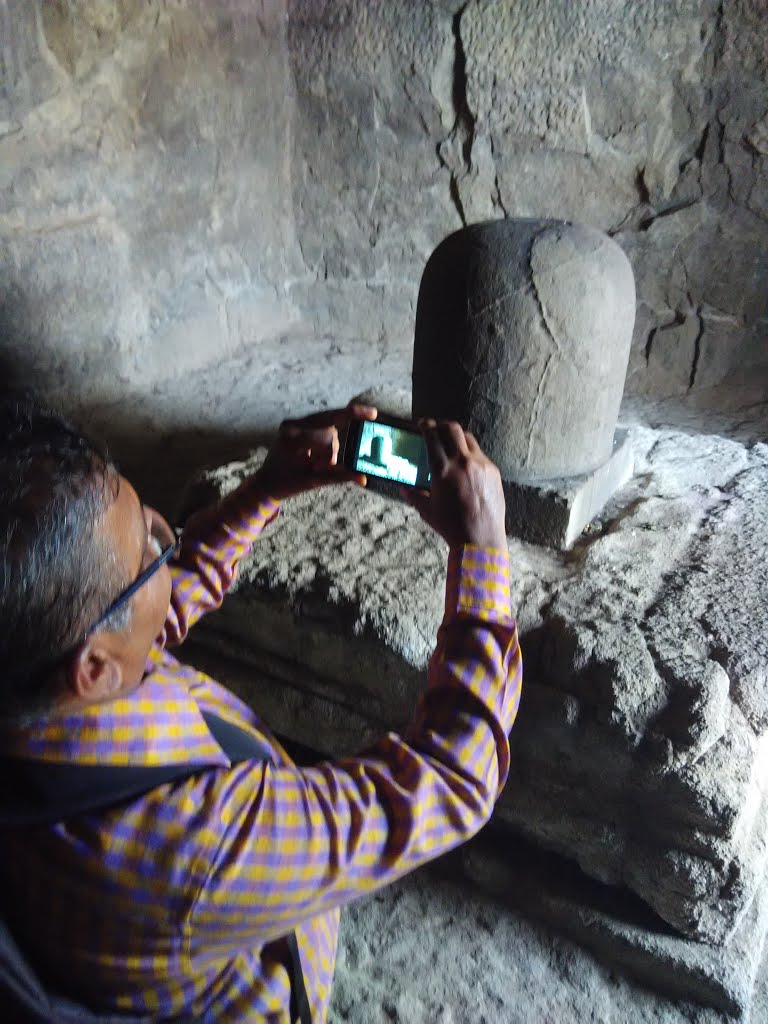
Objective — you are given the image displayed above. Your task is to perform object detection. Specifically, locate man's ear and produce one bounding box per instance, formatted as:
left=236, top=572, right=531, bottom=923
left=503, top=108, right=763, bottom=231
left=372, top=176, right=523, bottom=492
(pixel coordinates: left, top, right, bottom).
left=69, top=637, right=124, bottom=703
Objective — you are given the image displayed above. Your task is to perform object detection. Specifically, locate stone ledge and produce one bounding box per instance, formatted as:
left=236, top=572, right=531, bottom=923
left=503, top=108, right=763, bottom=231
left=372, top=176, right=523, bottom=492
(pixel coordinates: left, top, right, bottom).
left=503, top=430, right=634, bottom=547
left=179, top=424, right=768, bottom=952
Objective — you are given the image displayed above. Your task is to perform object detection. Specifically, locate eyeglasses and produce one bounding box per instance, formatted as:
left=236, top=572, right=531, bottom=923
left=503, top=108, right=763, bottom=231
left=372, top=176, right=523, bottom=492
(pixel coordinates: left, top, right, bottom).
left=85, top=533, right=181, bottom=637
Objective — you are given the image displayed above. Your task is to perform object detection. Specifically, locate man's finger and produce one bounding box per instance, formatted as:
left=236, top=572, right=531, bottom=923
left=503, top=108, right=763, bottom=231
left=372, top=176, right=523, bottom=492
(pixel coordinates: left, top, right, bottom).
left=281, top=403, right=377, bottom=433
left=305, top=429, right=340, bottom=468
left=346, top=402, right=378, bottom=421
left=436, top=420, right=470, bottom=458
left=464, top=431, right=481, bottom=454
left=311, top=464, right=368, bottom=488
left=421, top=420, right=448, bottom=475
left=280, top=423, right=334, bottom=442
left=281, top=425, right=339, bottom=461
left=400, top=485, right=431, bottom=519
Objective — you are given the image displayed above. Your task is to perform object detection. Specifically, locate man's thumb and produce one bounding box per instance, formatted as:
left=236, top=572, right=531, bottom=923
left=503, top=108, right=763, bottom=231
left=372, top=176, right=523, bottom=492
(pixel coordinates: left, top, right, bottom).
left=400, top=486, right=431, bottom=521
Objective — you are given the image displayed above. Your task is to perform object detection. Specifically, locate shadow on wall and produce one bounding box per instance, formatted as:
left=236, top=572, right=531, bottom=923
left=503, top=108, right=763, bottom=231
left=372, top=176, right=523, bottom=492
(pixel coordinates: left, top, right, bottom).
left=0, top=285, right=268, bottom=520
left=0, top=284, right=36, bottom=394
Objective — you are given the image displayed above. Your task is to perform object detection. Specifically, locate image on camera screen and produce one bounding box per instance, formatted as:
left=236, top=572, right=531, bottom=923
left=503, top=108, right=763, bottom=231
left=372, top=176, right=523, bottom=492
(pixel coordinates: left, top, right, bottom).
left=355, top=421, right=431, bottom=488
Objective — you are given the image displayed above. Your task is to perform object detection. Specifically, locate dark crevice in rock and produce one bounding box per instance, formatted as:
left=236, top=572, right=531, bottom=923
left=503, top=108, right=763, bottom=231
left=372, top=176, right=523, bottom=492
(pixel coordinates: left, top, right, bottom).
left=451, top=3, right=475, bottom=170
left=676, top=121, right=710, bottom=193
left=436, top=139, right=468, bottom=225
left=638, top=199, right=700, bottom=232
left=635, top=166, right=651, bottom=206
left=617, top=166, right=704, bottom=235
left=448, top=173, right=467, bottom=225
left=644, top=326, right=658, bottom=366
left=689, top=309, right=705, bottom=390
left=436, top=2, right=476, bottom=225
left=715, top=0, right=726, bottom=50
left=489, top=133, right=508, bottom=217
left=492, top=172, right=508, bottom=217
left=606, top=208, right=636, bottom=237
left=645, top=312, right=687, bottom=365
left=695, top=121, right=711, bottom=163
left=713, top=100, right=739, bottom=203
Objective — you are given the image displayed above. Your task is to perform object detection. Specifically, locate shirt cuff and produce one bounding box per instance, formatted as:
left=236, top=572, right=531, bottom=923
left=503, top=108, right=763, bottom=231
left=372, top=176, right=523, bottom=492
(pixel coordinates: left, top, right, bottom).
left=181, top=489, right=281, bottom=555
left=444, top=545, right=512, bottom=625
left=217, top=490, right=281, bottom=546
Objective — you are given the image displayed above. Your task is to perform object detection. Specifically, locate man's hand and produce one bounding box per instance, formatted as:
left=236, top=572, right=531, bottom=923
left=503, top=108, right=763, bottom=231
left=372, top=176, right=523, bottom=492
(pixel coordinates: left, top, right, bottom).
left=403, top=420, right=507, bottom=551
left=251, top=402, right=378, bottom=502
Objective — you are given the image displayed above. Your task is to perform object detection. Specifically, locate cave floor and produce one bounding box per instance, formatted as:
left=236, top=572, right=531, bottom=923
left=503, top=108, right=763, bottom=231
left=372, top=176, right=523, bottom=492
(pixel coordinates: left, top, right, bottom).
left=329, top=844, right=764, bottom=1024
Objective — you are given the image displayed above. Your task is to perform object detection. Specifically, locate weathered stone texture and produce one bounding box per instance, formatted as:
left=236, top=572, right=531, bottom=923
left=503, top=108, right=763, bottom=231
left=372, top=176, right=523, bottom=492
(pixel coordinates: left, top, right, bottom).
left=500, top=432, right=635, bottom=548
left=331, top=842, right=741, bottom=1024
left=461, top=830, right=768, bottom=1023
left=0, top=1, right=766, bottom=509
left=181, top=426, right=768, bottom=954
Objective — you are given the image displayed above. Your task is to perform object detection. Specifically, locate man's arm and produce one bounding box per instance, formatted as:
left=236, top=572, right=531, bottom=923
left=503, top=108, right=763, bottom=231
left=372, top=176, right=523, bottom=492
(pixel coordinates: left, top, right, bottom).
left=161, top=486, right=280, bottom=647
left=187, top=544, right=519, bottom=952
left=160, top=402, right=378, bottom=647
left=185, top=419, right=521, bottom=951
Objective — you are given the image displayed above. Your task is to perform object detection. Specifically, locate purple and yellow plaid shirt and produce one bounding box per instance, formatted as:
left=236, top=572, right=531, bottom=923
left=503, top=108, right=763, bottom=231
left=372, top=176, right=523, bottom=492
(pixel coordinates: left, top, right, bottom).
left=2, top=488, right=521, bottom=1022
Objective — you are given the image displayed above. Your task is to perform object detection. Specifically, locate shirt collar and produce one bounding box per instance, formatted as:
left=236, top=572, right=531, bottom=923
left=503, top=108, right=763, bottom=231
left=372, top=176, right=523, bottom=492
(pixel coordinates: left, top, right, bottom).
left=0, top=651, right=230, bottom=769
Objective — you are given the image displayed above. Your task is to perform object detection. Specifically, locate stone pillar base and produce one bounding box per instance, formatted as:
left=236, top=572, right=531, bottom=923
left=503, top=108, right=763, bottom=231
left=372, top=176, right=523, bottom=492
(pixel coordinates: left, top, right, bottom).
left=503, top=431, right=633, bottom=548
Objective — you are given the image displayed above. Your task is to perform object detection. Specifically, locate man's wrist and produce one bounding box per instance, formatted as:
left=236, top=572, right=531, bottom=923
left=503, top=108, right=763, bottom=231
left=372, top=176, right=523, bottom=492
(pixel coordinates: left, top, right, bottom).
left=185, top=478, right=280, bottom=548
left=456, top=529, right=508, bottom=551
left=233, top=470, right=283, bottom=507
left=445, top=545, right=512, bottom=623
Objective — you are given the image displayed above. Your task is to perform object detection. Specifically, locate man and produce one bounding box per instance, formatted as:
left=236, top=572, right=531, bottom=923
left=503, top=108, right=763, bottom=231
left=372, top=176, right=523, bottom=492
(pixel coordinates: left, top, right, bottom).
left=0, top=394, right=521, bottom=1022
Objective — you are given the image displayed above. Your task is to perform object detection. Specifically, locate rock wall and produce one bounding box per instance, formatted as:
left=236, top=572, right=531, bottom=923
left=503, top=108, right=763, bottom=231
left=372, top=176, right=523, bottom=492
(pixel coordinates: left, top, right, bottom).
left=1, top=1, right=766, bottom=503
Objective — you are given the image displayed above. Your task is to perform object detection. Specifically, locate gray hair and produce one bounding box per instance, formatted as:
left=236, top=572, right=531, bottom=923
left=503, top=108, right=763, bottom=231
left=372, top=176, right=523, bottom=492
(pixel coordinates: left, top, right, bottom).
left=0, top=396, right=132, bottom=721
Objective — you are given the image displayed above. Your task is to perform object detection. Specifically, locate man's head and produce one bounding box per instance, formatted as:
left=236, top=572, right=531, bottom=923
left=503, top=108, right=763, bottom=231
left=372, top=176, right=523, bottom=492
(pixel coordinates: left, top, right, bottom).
left=0, top=396, right=173, bottom=723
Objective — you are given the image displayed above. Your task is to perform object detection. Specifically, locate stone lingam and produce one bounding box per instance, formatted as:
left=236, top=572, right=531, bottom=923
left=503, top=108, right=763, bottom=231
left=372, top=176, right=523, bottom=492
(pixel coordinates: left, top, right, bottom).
left=413, top=219, right=636, bottom=547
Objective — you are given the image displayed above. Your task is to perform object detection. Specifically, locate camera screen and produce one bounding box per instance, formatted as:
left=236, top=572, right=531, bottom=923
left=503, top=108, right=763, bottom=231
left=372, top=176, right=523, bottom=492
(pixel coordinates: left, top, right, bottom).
left=354, top=421, right=431, bottom=488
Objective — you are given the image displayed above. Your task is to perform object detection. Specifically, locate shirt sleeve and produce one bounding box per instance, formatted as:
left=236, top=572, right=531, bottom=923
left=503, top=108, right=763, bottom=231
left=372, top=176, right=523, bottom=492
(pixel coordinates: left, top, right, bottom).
left=187, top=545, right=521, bottom=952
left=160, top=488, right=280, bottom=647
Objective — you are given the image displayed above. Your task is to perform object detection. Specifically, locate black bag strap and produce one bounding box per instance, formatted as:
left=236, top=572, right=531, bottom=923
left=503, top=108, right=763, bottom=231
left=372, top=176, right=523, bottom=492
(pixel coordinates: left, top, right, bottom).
left=0, top=712, right=273, bottom=826
left=0, top=711, right=312, bottom=1024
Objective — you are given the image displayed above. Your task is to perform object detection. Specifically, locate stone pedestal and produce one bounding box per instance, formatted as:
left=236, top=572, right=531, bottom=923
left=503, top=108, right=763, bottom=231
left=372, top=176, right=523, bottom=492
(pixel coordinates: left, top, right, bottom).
left=412, top=219, right=637, bottom=546
left=504, top=430, right=634, bottom=548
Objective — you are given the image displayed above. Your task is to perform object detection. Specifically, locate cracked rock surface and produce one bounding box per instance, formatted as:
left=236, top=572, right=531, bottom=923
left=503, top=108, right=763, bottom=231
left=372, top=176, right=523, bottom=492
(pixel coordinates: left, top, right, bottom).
left=1, top=1, right=766, bottom=513
left=183, top=425, right=768, bottom=947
